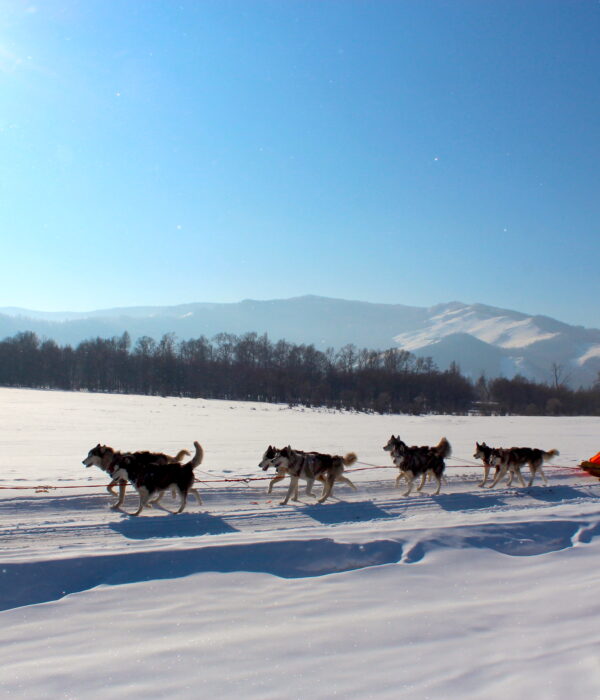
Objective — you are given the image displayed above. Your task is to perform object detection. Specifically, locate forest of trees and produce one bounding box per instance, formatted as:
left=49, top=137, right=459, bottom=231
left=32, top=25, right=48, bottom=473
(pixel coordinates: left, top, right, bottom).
left=1, top=330, right=599, bottom=416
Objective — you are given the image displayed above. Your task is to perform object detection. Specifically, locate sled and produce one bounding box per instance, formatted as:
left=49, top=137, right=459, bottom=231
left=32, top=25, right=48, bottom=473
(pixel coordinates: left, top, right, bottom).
left=580, top=451, right=600, bottom=478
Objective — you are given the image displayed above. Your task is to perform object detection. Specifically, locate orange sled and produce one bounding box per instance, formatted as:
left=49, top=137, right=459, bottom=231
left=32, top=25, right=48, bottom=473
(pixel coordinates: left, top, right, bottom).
left=580, top=451, right=600, bottom=477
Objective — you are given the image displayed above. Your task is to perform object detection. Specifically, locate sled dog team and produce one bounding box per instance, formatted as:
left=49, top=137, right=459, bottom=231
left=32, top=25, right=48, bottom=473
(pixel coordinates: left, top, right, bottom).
left=82, top=435, right=560, bottom=516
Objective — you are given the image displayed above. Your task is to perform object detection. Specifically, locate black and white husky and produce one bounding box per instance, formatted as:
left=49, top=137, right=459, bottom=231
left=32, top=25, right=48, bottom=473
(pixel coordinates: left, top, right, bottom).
left=82, top=443, right=190, bottom=507
left=111, top=441, right=204, bottom=516
left=259, top=445, right=357, bottom=505
left=383, top=435, right=451, bottom=496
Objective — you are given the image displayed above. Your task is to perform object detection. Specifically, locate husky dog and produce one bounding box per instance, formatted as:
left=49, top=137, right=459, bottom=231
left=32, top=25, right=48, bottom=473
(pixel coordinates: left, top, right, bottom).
left=259, top=445, right=329, bottom=497
left=82, top=444, right=190, bottom=507
left=487, top=446, right=559, bottom=488
left=261, top=445, right=357, bottom=505
left=383, top=435, right=451, bottom=496
left=473, top=442, right=526, bottom=488
left=111, top=441, right=204, bottom=516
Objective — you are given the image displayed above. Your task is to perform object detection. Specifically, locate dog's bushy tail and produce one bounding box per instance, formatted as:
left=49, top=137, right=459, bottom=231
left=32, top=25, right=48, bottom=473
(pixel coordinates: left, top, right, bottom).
left=544, top=448, right=559, bottom=460
left=433, top=437, right=452, bottom=458
left=173, top=449, right=191, bottom=462
left=188, top=441, right=204, bottom=468
left=343, top=452, right=358, bottom=466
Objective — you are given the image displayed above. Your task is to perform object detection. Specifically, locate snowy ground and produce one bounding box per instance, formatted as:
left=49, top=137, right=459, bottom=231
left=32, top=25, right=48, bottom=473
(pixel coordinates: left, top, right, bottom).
left=1, top=387, right=599, bottom=699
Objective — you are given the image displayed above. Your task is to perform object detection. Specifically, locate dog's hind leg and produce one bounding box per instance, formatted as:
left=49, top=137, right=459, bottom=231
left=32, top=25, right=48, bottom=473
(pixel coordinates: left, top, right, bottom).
left=305, top=477, right=315, bottom=496
left=190, top=487, right=203, bottom=504
left=149, top=490, right=166, bottom=506
left=524, top=462, right=538, bottom=487
left=176, top=489, right=188, bottom=514
left=416, top=472, right=428, bottom=492
left=432, top=471, right=442, bottom=495
left=317, top=476, right=335, bottom=504
left=131, top=488, right=150, bottom=517
left=337, top=475, right=357, bottom=491
left=538, top=466, right=548, bottom=486
left=514, top=467, right=526, bottom=487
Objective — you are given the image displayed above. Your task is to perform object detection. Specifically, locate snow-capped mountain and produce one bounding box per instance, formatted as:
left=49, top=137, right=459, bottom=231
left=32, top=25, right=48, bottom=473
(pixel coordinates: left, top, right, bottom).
left=1, top=296, right=599, bottom=387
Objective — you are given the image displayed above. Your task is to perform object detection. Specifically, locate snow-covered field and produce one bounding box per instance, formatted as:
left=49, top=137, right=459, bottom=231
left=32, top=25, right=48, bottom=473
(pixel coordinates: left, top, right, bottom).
left=1, top=387, right=600, bottom=699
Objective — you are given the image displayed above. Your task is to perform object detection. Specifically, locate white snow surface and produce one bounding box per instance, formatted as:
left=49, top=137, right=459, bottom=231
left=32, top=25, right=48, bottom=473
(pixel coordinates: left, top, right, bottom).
left=577, top=343, right=600, bottom=366
left=1, top=387, right=600, bottom=699
left=394, top=307, right=559, bottom=350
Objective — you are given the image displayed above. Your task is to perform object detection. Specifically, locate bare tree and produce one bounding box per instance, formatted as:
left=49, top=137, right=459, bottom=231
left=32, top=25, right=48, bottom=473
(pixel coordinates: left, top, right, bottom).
left=550, top=362, right=572, bottom=389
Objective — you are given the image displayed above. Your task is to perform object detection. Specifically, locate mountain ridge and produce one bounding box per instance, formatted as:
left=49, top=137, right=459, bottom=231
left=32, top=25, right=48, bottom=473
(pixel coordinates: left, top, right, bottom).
left=1, top=296, right=599, bottom=387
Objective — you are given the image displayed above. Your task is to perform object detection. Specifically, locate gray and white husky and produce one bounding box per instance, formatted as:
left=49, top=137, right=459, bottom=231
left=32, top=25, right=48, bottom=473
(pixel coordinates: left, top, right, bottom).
left=259, top=445, right=357, bottom=505
left=481, top=444, right=558, bottom=488
left=473, top=442, right=525, bottom=488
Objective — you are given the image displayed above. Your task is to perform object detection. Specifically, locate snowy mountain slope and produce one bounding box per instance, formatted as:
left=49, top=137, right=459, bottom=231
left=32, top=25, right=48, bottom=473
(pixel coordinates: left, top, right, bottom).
left=2, top=296, right=600, bottom=386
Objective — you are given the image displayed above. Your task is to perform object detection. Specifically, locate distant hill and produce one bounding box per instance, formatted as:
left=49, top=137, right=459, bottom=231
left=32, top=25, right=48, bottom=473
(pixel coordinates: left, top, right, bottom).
left=2, top=296, right=599, bottom=387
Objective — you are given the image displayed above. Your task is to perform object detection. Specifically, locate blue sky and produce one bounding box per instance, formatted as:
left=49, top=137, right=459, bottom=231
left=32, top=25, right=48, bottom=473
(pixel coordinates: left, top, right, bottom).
left=1, top=0, right=599, bottom=327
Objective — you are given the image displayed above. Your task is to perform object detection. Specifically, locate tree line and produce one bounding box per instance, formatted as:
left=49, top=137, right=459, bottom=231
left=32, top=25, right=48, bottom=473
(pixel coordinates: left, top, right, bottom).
left=0, top=330, right=599, bottom=415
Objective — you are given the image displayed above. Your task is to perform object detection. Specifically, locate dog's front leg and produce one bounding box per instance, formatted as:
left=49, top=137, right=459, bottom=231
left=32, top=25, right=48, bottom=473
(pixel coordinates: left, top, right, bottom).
left=280, top=477, right=298, bottom=505
left=268, top=474, right=285, bottom=494
left=403, top=471, right=415, bottom=497
left=514, top=467, right=526, bottom=487
left=110, top=480, right=127, bottom=509
left=395, top=470, right=405, bottom=488
left=488, top=463, right=508, bottom=489
left=305, top=477, right=315, bottom=496
left=416, top=472, right=428, bottom=492
left=478, top=465, right=490, bottom=487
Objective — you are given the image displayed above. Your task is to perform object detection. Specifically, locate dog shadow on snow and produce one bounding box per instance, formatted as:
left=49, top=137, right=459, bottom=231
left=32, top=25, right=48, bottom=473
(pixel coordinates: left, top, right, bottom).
left=301, top=500, right=395, bottom=525
left=432, top=491, right=507, bottom=512
left=109, top=511, right=238, bottom=539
